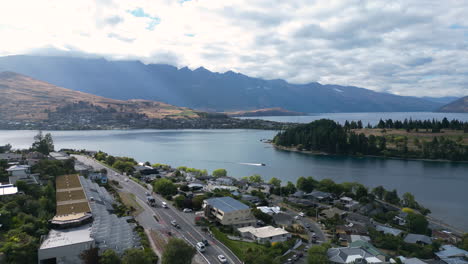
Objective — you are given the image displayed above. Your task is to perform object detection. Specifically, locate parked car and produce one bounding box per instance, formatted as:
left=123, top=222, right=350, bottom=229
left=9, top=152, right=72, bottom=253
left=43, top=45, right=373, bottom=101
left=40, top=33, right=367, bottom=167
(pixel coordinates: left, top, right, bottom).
left=183, top=208, right=192, bottom=213
left=162, top=202, right=168, bottom=208
left=299, top=212, right=305, bottom=217
left=202, top=239, right=209, bottom=246
left=217, top=254, right=227, bottom=263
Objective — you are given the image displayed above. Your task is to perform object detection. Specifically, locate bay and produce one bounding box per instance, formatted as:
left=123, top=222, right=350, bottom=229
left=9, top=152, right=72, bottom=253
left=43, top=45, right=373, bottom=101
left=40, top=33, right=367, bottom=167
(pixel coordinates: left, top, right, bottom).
left=1, top=112, right=467, bottom=231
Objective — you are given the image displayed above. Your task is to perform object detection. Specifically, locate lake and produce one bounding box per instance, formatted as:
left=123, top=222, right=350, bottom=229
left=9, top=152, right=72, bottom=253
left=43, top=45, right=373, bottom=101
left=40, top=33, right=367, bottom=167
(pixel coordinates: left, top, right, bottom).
left=1, top=112, right=467, bottom=231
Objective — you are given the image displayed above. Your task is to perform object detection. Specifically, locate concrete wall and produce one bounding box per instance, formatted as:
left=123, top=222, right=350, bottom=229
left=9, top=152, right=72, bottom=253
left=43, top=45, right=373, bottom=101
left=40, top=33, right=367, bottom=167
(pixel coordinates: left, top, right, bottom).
left=38, top=240, right=95, bottom=264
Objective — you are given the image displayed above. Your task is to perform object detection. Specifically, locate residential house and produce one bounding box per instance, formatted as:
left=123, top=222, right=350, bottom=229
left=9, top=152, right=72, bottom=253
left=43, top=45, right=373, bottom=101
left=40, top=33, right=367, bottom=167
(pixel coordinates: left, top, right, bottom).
left=348, top=240, right=389, bottom=262
left=398, top=257, right=430, bottom=264
left=0, top=153, right=22, bottom=162
left=375, top=225, right=404, bottom=236
left=7, top=164, right=38, bottom=185
left=320, top=207, right=347, bottom=219
left=203, top=196, right=256, bottom=227
left=404, top=234, right=432, bottom=245
left=241, top=194, right=260, bottom=204
left=257, top=206, right=281, bottom=215
left=327, top=246, right=387, bottom=264
left=0, top=183, right=18, bottom=196
left=308, top=191, right=334, bottom=203
left=432, top=230, right=460, bottom=244
left=292, top=191, right=305, bottom=198
left=204, top=183, right=238, bottom=192
left=394, top=212, right=408, bottom=226
left=435, top=245, right=468, bottom=264
left=350, top=235, right=371, bottom=243
left=49, top=152, right=70, bottom=161
left=238, top=226, right=291, bottom=243
left=338, top=197, right=360, bottom=211
left=187, top=183, right=205, bottom=191
left=25, top=151, right=46, bottom=166
left=215, top=177, right=235, bottom=186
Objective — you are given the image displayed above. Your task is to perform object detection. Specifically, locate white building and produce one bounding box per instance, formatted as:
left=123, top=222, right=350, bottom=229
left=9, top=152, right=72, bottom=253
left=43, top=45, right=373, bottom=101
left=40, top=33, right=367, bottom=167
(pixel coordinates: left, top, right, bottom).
left=339, top=197, right=360, bottom=211
left=0, top=183, right=18, bottom=196
left=38, top=225, right=95, bottom=264
left=257, top=206, right=281, bottom=215
left=238, top=226, right=291, bottom=243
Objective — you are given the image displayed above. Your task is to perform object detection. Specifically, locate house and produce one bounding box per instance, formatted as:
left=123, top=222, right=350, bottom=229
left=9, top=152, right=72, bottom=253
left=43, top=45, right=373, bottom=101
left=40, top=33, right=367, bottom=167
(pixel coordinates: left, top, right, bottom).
left=320, top=207, right=347, bottom=219
left=203, top=196, right=256, bottom=227
left=7, top=164, right=38, bottom=185
left=394, top=212, right=408, bottom=226
left=0, top=153, right=22, bottom=162
left=338, top=197, right=360, bottom=211
left=435, top=245, right=468, bottom=264
left=350, top=235, right=371, bottom=243
left=398, top=257, right=429, bottom=264
left=215, top=177, right=235, bottom=186
left=257, top=206, right=281, bottom=215
left=0, top=183, right=18, bottom=196
left=241, top=194, right=260, bottom=204
left=327, top=246, right=386, bottom=263
left=89, top=172, right=108, bottom=184
left=404, top=234, right=432, bottom=245
left=187, top=183, right=205, bottom=191
left=432, top=230, right=460, bottom=244
left=375, top=225, right=403, bottom=236
left=25, top=151, right=46, bottom=166
left=292, top=191, right=305, bottom=198
left=348, top=240, right=389, bottom=262
left=74, top=163, right=92, bottom=176
left=238, top=226, right=291, bottom=243
left=204, top=183, right=238, bottom=192
left=133, top=165, right=159, bottom=175
left=307, top=191, right=334, bottom=202
left=49, top=152, right=70, bottom=161
left=337, top=222, right=369, bottom=236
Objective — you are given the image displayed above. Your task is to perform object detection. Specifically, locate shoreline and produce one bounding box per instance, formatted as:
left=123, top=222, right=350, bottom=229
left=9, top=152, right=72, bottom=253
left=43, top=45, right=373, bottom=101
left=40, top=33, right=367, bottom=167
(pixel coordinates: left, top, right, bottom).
left=269, top=142, right=468, bottom=164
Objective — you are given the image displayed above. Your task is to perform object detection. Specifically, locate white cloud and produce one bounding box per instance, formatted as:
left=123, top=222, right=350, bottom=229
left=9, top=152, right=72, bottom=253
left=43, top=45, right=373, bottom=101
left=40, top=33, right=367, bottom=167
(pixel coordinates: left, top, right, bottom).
left=0, top=0, right=467, bottom=96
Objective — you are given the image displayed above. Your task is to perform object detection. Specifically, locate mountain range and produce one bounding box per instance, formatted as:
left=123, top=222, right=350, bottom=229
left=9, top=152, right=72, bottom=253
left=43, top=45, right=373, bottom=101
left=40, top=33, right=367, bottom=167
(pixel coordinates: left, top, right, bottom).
left=437, top=96, right=468, bottom=113
left=0, top=55, right=455, bottom=113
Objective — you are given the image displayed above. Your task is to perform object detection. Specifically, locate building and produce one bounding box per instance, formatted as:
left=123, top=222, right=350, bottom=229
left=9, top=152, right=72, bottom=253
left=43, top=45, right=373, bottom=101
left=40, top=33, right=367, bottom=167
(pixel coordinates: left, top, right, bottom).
left=435, top=245, right=468, bottom=264
left=204, top=183, right=238, bottom=192
left=203, top=196, right=256, bottom=227
left=241, top=194, right=260, bottom=204
left=398, top=257, right=430, bottom=264
left=7, top=164, right=38, bottom=185
left=257, top=206, right=281, bottom=215
left=0, top=153, right=22, bottom=162
left=339, top=197, right=360, bottom=211
left=320, top=207, right=347, bottom=219
left=0, top=183, right=18, bottom=196
left=327, top=246, right=386, bottom=264
left=394, top=212, right=408, bottom=226
left=238, top=226, right=291, bottom=243
left=38, top=175, right=139, bottom=263
left=38, top=225, right=95, bottom=264
left=375, top=225, right=403, bottom=236
left=404, top=234, right=432, bottom=245
left=307, top=190, right=334, bottom=202
left=49, top=152, right=70, bottom=161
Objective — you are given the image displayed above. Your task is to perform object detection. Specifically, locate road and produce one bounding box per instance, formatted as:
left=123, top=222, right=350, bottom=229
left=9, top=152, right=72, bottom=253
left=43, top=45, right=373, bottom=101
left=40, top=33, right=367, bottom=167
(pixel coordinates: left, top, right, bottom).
left=73, top=155, right=241, bottom=264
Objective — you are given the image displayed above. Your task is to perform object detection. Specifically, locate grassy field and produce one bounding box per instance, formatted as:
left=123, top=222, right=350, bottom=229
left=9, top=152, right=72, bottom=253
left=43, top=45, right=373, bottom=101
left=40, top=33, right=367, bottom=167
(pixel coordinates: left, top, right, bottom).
left=210, top=227, right=269, bottom=261
left=353, top=128, right=468, bottom=151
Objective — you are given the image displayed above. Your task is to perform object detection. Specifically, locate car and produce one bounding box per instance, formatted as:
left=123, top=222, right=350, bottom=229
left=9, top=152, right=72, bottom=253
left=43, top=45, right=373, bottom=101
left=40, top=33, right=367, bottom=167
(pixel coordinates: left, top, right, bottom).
left=299, top=212, right=305, bottom=217
left=196, top=242, right=206, bottom=252
left=304, top=223, right=311, bottom=228
left=171, top=220, right=180, bottom=228
left=183, top=208, right=192, bottom=213
left=124, top=178, right=129, bottom=182
left=162, top=202, right=168, bottom=208
left=145, top=191, right=150, bottom=196
left=294, top=216, right=299, bottom=220
left=202, top=239, right=209, bottom=246
left=217, top=255, right=227, bottom=263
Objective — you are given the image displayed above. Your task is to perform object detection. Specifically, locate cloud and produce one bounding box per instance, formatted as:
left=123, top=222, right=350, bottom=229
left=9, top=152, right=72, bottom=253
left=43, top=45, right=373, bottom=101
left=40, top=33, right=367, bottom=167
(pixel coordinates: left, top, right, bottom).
left=0, top=0, right=467, bottom=97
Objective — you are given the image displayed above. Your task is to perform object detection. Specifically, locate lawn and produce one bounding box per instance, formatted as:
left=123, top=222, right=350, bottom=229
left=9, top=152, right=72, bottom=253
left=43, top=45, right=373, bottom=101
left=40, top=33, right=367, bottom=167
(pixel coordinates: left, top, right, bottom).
left=210, top=227, right=269, bottom=260
left=118, top=191, right=144, bottom=216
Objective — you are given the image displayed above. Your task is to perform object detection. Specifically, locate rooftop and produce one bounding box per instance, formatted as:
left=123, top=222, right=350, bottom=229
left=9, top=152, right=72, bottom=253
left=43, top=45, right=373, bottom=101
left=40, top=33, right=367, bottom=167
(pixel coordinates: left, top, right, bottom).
left=327, top=247, right=383, bottom=264
left=404, top=233, right=432, bottom=244
left=39, top=225, right=93, bottom=250
left=257, top=206, right=281, bottom=215
left=435, top=245, right=468, bottom=259
left=55, top=174, right=91, bottom=217
left=0, top=183, right=18, bottom=195
left=375, top=225, right=403, bottom=236
left=238, top=225, right=289, bottom=238
left=6, top=164, right=30, bottom=171
left=205, top=196, right=249, bottom=213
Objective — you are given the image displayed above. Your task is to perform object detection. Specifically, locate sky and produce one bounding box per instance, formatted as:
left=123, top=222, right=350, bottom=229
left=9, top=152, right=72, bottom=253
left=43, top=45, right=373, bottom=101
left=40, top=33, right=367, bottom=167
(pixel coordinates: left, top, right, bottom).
left=0, top=0, right=467, bottom=97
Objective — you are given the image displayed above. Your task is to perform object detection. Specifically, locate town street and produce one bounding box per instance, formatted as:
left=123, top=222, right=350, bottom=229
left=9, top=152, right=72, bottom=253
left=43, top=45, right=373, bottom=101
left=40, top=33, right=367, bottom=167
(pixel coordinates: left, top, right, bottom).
left=73, top=155, right=241, bottom=264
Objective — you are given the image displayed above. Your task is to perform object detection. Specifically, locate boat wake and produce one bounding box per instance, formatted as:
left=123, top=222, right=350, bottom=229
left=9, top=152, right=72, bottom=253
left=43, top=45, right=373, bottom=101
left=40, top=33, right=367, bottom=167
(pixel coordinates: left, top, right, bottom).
left=239, top=163, right=266, bottom=166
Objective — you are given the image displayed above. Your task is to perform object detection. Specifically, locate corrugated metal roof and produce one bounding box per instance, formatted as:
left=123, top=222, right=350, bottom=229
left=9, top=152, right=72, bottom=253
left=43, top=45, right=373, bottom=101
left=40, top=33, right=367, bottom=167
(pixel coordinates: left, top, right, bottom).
left=205, top=196, right=249, bottom=213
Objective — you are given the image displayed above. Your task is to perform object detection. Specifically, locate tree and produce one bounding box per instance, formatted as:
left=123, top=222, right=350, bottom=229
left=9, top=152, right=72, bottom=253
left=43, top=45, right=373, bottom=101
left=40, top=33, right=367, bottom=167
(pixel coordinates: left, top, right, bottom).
left=384, top=189, right=400, bottom=205
left=31, top=131, right=54, bottom=155
left=122, top=248, right=153, bottom=264
left=402, top=192, right=418, bottom=209
left=372, top=186, right=386, bottom=200
left=153, top=178, right=177, bottom=196
left=307, top=243, right=331, bottom=264
left=406, top=213, right=429, bottom=234
left=243, top=174, right=264, bottom=183
left=297, top=176, right=316, bottom=193
left=212, top=168, right=227, bottom=178
left=174, top=195, right=186, bottom=209
left=100, top=249, right=121, bottom=264
left=162, top=238, right=196, bottom=264
left=268, top=177, right=281, bottom=188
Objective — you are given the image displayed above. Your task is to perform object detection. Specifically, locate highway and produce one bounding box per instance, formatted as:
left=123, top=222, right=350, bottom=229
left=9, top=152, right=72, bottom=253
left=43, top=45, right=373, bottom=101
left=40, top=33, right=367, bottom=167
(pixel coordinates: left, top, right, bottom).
left=73, top=155, right=241, bottom=264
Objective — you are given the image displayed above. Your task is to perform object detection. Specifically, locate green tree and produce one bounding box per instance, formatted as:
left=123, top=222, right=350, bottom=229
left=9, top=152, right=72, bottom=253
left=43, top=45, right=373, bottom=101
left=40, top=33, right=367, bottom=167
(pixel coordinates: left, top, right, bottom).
left=122, top=248, right=153, bottom=264
left=162, top=238, right=196, bottom=264
left=212, top=168, right=227, bottom=178
left=402, top=192, right=418, bottom=209
left=372, top=186, right=386, bottom=200
left=31, top=131, right=54, bottom=155
left=174, top=195, right=186, bottom=209
left=153, top=178, right=177, bottom=196
left=268, top=177, right=281, bottom=188
left=406, top=213, right=429, bottom=234
left=243, top=174, right=264, bottom=183
left=100, top=249, right=121, bottom=264
left=296, top=176, right=316, bottom=193
left=307, top=243, right=331, bottom=264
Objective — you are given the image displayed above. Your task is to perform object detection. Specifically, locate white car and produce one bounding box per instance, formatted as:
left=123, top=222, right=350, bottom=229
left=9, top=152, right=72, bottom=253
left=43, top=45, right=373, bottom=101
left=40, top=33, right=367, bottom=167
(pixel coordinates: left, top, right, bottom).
left=183, top=208, right=192, bottom=213
left=217, top=255, right=227, bottom=263
left=162, top=202, right=168, bottom=208
left=124, top=178, right=129, bottom=182
left=196, top=242, right=206, bottom=252
left=299, top=212, right=305, bottom=217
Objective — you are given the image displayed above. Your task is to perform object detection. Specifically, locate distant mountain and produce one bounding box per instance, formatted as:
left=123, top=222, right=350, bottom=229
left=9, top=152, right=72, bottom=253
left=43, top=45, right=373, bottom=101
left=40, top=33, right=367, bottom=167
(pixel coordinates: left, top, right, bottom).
left=0, top=71, right=198, bottom=121
left=0, top=55, right=443, bottom=113
left=421, top=96, right=460, bottom=104
left=437, top=96, right=468, bottom=113
left=225, top=107, right=304, bottom=117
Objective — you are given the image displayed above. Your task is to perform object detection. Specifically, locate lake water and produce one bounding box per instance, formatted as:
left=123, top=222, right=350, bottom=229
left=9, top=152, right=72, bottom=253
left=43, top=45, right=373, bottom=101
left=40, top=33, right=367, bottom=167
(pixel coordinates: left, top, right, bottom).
left=1, top=112, right=467, bottom=231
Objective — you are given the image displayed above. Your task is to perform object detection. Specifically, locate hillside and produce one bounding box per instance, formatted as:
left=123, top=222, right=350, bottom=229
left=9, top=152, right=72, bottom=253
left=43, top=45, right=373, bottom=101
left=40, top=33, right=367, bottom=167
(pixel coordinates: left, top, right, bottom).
left=0, top=55, right=442, bottom=113
left=437, top=96, right=468, bottom=113
left=225, top=107, right=304, bottom=117
left=0, top=71, right=198, bottom=121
